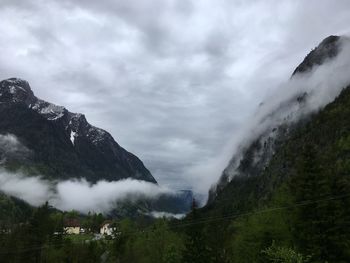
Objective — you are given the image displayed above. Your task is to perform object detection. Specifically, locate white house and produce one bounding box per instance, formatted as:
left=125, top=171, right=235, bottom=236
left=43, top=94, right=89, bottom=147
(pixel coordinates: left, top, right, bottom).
left=100, top=221, right=116, bottom=236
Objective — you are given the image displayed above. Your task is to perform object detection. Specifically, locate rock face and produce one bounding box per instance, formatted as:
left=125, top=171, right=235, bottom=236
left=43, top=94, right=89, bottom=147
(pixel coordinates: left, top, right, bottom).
left=208, top=35, right=342, bottom=203
left=292, top=35, right=340, bottom=76
left=0, top=78, right=156, bottom=183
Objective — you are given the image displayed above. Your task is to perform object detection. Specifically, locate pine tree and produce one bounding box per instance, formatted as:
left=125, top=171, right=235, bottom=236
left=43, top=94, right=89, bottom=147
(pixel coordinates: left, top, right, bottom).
left=291, top=143, right=350, bottom=262
left=183, top=198, right=210, bottom=263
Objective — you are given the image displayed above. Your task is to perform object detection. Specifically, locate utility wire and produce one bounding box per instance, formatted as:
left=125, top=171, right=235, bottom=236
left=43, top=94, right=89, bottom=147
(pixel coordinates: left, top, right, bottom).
left=1, top=192, right=350, bottom=254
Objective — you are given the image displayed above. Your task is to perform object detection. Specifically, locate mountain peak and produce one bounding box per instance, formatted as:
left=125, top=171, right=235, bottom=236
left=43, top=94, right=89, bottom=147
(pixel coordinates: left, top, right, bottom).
left=0, top=78, right=35, bottom=104
left=292, top=35, right=341, bottom=76
left=0, top=78, right=157, bottom=184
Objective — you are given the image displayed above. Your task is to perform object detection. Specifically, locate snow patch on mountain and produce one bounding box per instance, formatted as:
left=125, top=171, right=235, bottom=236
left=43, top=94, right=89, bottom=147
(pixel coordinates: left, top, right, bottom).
left=70, top=130, right=77, bottom=145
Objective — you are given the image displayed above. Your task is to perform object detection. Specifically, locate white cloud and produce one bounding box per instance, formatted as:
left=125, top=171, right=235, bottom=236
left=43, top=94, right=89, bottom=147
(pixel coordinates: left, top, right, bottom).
left=0, top=170, right=173, bottom=213
left=195, top=37, right=350, bottom=197
left=146, top=211, right=185, bottom=220
left=0, top=171, right=51, bottom=206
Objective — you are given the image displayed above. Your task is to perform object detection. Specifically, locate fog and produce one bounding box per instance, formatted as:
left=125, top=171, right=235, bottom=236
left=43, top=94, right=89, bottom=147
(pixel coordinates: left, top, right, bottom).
left=146, top=211, right=185, bottom=220
left=198, top=36, right=350, bottom=196
left=0, top=170, right=51, bottom=206
left=0, top=134, right=31, bottom=161
left=0, top=169, right=173, bottom=213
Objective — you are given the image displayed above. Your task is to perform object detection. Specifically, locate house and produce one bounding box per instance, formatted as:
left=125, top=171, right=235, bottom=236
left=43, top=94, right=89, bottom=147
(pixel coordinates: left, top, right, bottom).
left=64, top=218, right=80, bottom=235
left=100, top=221, right=117, bottom=236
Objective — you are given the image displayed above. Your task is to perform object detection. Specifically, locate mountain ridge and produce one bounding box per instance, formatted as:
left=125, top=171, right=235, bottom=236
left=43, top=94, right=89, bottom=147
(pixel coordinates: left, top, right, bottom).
left=207, top=35, right=344, bottom=204
left=0, top=78, right=156, bottom=184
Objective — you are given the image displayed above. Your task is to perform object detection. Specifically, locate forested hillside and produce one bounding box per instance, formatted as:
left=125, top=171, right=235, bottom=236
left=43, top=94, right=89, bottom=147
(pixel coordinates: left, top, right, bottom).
left=191, top=85, right=350, bottom=262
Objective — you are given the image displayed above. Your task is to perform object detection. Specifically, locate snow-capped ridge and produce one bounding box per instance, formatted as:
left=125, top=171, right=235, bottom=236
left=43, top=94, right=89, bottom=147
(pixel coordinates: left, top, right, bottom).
left=0, top=77, right=157, bottom=184
left=0, top=78, right=114, bottom=149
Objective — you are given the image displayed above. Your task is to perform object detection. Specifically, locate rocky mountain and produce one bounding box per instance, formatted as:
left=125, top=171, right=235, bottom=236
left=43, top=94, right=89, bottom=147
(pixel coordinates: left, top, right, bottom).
left=0, top=79, right=195, bottom=217
left=205, top=36, right=344, bottom=211
left=292, top=35, right=340, bottom=75
left=191, top=35, right=350, bottom=262
left=0, top=78, right=156, bottom=183
left=207, top=35, right=344, bottom=205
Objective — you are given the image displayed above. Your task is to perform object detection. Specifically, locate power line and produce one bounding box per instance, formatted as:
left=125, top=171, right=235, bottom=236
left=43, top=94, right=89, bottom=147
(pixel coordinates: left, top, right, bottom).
left=1, top=192, right=350, bottom=254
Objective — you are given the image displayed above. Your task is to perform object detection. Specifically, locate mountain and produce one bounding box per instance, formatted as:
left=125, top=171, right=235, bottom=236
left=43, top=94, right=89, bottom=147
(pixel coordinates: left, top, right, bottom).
left=192, top=35, right=350, bottom=262
left=292, top=35, right=340, bottom=75
left=0, top=78, right=156, bottom=183
left=108, top=190, right=193, bottom=219
left=207, top=35, right=344, bottom=205
left=0, top=79, right=195, bottom=217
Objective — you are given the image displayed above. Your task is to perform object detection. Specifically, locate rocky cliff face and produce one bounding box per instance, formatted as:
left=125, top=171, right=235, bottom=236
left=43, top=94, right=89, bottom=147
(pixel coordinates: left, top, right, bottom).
left=208, top=35, right=343, bottom=203
left=0, top=78, right=156, bottom=183
left=292, top=35, right=340, bottom=75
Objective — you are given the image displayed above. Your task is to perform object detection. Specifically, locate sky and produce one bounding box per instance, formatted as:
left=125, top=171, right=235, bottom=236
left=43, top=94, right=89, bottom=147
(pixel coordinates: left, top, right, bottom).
left=1, top=0, right=350, bottom=195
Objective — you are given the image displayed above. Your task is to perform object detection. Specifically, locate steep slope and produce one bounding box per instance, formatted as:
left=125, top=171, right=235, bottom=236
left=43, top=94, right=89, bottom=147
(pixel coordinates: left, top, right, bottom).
left=207, top=35, right=344, bottom=205
left=188, top=36, right=350, bottom=262
left=204, top=85, right=350, bottom=212
left=194, top=78, right=350, bottom=263
left=0, top=78, right=156, bottom=183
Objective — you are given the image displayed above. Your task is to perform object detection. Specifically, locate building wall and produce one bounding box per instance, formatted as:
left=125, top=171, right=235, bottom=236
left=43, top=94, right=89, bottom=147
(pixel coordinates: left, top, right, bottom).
left=100, top=224, right=115, bottom=235
left=65, top=226, right=80, bottom=235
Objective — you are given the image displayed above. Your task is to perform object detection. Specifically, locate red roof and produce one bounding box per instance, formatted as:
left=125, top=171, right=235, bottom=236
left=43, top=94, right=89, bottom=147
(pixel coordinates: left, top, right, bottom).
left=64, top=218, right=80, bottom=227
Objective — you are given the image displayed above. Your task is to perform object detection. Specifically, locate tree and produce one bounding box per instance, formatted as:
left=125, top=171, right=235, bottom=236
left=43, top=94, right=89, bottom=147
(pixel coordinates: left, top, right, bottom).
left=262, top=241, right=310, bottom=263
left=290, top=143, right=350, bottom=262
left=183, top=198, right=211, bottom=263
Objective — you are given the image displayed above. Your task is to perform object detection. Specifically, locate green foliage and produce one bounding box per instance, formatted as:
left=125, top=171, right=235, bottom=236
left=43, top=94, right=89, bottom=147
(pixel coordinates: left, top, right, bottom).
left=186, top=87, right=350, bottom=262
left=226, top=187, right=294, bottom=263
left=109, top=219, right=185, bottom=263
left=81, top=211, right=105, bottom=233
left=262, top=241, right=310, bottom=263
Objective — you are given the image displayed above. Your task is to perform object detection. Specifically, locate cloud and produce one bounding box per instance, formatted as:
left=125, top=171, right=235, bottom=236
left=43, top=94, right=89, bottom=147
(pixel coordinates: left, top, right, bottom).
left=0, top=170, right=51, bottom=206
left=200, top=36, right=350, bottom=196
left=146, top=211, right=185, bottom=220
left=52, top=178, right=172, bottom=213
left=0, top=134, right=31, bottom=166
left=0, top=134, right=30, bottom=157
left=0, top=169, right=173, bottom=213
left=1, top=0, right=350, bottom=199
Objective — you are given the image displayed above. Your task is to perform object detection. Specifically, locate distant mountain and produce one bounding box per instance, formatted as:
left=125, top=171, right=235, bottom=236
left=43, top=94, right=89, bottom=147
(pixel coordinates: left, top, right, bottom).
left=108, top=190, right=193, bottom=219
left=0, top=78, right=156, bottom=183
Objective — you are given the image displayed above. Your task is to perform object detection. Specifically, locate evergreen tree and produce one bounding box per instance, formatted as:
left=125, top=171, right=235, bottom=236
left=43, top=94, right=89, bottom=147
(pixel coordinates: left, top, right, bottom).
left=291, top=144, right=350, bottom=262
left=183, top=198, right=210, bottom=263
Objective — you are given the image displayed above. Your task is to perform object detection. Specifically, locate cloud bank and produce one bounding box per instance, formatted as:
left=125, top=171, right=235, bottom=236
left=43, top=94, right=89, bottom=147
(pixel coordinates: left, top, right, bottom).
left=0, top=170, right=172, bottom=213
left=200, top=36, right=350, bottom=194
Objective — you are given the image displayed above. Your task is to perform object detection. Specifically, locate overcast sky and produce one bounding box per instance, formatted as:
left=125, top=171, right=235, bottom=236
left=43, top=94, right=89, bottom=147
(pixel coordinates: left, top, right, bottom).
left=1, top=0, right=350, bottom=195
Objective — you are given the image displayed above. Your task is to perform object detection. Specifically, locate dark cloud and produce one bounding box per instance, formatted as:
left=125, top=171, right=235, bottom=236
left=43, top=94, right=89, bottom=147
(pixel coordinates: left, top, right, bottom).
left=1, top=0, right=350, bottom=196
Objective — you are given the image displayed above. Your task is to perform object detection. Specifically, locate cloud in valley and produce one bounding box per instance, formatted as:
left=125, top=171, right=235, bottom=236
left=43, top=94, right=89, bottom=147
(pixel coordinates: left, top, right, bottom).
left=0, top=169, right=172, bottom=213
